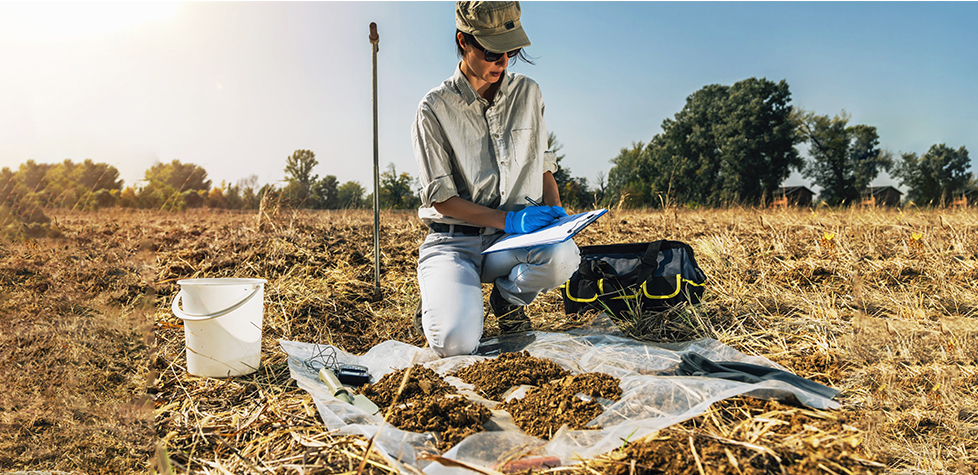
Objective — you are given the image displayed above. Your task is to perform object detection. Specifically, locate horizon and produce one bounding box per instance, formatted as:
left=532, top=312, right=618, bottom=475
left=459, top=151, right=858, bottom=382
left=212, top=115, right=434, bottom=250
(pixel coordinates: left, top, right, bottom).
left=2, top=2, right=975, bottom=196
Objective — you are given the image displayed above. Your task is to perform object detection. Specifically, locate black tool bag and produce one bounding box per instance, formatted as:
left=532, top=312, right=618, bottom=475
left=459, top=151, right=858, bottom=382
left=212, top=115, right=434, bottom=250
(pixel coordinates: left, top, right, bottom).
left=562, top=240, right=707, bottom=319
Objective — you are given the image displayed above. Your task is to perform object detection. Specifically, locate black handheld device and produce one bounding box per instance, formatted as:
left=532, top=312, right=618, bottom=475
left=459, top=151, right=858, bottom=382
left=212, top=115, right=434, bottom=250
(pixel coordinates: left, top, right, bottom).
left=337, top=364, right=370, bottom=386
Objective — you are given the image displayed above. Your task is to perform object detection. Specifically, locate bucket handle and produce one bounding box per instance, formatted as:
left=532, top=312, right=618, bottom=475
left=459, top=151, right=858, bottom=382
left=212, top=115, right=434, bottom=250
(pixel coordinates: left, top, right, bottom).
left=172, top=285, right=262, bottom=322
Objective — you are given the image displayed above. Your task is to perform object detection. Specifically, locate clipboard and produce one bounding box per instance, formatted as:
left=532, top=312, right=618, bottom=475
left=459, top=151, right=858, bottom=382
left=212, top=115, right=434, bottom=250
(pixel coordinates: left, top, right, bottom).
left=482, top=209, right=608, bottom=254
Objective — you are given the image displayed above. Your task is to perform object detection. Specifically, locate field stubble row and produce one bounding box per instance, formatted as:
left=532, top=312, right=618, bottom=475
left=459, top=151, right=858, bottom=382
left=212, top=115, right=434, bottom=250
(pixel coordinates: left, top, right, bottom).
left=1, top=206, right=976, bottom=474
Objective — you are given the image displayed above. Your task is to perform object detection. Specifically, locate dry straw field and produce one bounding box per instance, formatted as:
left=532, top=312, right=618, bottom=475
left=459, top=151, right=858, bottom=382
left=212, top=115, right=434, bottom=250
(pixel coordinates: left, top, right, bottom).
left=1, top=204, right=976, bottom=474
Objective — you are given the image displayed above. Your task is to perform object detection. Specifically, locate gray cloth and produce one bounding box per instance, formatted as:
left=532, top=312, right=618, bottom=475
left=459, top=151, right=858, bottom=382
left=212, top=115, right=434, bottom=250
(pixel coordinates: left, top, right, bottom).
left=675, top=352, right=839, bottom=401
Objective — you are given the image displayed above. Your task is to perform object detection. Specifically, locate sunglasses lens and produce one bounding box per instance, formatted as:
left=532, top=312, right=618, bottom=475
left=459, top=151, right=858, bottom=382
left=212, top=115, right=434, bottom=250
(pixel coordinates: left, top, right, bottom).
left=484, top=48, right=519, bottom=62
left=471, top=38, right=519, bottom=62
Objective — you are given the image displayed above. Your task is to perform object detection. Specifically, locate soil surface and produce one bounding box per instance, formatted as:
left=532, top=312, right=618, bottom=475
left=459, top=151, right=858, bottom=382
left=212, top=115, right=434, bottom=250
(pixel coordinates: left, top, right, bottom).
left=454, top=352, right=623, bottom=440
left=360, top=365, right=455, bottom=407
left=360, top=356, right=624, bottom=445
left=557, top=372, right=624, bottom=400
left=584, top=398, right=885, bottom=475
left=500, top=373, right=623, bottom=439
left=10, top=207, right=960, bottom=472
left=385, top=395, right=491, bottom=452
left=361, top=364, right=490, bottom=451
left=453, top=350, right=570, bottom=400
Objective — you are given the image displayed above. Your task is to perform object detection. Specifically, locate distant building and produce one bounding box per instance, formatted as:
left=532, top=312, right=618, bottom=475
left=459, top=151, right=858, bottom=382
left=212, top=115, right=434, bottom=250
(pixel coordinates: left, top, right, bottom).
left=951, top=190, right=974, bottom=208
left=864, top=186, right=903, bottom=207
left=772, top=186, right=814, bottom=207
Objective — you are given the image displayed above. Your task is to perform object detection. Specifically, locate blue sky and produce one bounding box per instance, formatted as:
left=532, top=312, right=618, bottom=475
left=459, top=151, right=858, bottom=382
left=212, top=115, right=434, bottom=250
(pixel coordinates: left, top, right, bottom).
left=1, top=1, right=975, bottom=194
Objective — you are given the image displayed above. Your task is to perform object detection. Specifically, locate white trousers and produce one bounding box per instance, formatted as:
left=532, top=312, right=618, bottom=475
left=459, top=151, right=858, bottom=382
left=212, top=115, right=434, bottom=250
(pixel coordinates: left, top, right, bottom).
left=417, top=230, right=580, bottom=357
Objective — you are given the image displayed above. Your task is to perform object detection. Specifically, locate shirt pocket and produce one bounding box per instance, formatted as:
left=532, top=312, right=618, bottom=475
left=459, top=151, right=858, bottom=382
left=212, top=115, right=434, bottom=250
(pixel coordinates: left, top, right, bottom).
left=509, top=128, right=536, bottom=167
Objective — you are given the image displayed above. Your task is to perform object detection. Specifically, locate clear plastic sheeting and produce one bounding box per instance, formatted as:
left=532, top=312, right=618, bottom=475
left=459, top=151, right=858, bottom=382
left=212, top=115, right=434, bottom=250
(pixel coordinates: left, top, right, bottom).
left=279, top=314, right=839, bottom=474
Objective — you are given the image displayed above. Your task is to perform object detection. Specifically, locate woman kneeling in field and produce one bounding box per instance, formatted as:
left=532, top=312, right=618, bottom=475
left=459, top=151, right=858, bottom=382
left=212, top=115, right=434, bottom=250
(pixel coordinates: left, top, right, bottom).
left=412, top=1, right=579, bottom=357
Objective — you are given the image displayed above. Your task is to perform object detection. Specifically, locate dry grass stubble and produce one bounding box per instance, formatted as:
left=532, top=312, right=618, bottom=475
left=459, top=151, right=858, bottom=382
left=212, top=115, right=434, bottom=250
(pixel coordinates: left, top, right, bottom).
left=2, top=205, right=976, bottom=474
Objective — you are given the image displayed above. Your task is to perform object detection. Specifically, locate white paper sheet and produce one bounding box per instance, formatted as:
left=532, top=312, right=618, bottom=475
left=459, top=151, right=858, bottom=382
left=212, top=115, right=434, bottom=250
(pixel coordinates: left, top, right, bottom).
left=482, top=209, right=607, bottom=254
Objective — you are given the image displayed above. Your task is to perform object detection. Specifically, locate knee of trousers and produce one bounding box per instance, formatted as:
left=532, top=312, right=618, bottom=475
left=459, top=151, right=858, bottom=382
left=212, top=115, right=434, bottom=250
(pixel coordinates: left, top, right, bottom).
left=427, top=308, right=483, bottom=357
left=540, top=239, right=581, bottom=289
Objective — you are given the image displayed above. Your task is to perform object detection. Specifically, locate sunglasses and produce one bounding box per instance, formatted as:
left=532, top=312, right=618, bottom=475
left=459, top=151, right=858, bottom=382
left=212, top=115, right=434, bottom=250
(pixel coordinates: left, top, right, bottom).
left=470, top=39, right=520, bottom=62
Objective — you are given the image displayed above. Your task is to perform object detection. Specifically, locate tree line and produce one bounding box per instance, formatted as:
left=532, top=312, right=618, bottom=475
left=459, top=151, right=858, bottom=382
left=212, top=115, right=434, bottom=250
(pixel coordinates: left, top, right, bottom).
left=603, top=77, right=975, bottom=208
left=2, top=76, right=975, bottom=226
left=0, top=151, right=419, bottom=217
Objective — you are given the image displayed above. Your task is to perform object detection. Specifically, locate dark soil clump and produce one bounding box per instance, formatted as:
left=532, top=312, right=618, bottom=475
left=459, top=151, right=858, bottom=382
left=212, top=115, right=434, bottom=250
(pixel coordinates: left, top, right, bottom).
left=360, top=365, right=455, bottom=407
left=561, top=372, right=623, bottom=400
left=360, top=364, right=490, bottom=451
left=386, top=395, right=491, bottom=452
left=453, top=350, right=570, bottom=400
left=500, top=373, right=622, bottom=439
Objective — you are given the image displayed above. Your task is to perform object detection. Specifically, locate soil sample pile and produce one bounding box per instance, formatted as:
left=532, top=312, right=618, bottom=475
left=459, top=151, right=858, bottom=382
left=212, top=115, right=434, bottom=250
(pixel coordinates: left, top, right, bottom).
left=454, top=352, right=623, bottom=440
left=453, top=350, right=570, bottom=400
left=560, top=373, right=623, bottom=400
left=584, top=398, right=884, bottom=475
left=361, top=365, right=455, bottom=407
left=361, top=365, right=490, bottom=451
left=500, top=373, right=623, bottom=439
left=386, top=395, right=490, bottom=451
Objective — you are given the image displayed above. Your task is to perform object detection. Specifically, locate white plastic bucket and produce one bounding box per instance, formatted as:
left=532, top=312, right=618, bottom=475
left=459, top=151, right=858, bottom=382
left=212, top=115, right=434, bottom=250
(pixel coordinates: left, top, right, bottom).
left=171, top=278, right=267, bottom=378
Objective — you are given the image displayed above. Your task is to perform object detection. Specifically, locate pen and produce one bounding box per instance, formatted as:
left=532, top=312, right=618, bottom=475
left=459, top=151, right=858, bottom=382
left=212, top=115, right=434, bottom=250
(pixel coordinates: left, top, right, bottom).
left=567, top=212, right=596, bottom=233
left=525, top=196, right=542, bottom=206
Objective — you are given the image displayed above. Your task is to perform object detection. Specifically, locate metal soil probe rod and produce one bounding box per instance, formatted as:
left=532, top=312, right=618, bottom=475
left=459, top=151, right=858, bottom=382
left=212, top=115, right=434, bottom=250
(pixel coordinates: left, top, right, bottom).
left=369, top=22, right=382, bottom=299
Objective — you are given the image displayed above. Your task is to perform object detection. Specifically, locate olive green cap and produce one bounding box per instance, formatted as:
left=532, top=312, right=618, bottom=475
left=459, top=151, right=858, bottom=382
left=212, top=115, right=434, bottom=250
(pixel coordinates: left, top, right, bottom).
left=456, top=1, right=531, bottom=53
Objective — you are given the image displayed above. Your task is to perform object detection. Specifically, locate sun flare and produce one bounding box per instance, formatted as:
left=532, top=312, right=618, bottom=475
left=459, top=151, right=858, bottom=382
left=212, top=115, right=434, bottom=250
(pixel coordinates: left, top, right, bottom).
left=0, top=2, right=181, bottom=43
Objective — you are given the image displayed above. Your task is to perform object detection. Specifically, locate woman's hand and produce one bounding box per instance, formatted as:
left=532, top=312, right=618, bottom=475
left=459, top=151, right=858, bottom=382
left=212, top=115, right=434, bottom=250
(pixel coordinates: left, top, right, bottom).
left=504, top=206, right=565, bottom=234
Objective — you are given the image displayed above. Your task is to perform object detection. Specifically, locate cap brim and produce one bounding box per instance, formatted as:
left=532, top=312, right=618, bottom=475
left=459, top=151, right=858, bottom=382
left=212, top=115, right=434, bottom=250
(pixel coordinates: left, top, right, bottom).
left=474, top=28, right=530, bottom=53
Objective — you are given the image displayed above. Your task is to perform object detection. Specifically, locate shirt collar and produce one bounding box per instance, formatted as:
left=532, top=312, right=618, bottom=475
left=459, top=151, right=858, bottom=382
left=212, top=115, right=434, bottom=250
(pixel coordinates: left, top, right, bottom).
left=452, top=63, right=510, bottom=106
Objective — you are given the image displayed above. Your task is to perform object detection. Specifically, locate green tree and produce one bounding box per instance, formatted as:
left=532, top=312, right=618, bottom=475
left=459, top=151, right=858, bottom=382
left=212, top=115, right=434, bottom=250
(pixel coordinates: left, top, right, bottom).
left=713, top=78, right=802, bottom=203
left=18, top=160, right=50, bottom=191
left=606, top=142, right=652, bottom=207
left=283, top=150, right=319, bottom=207
left=34, top=160, right=74, bottom=207
left=284, top=149, right=318, bottom=190
left=281, top=181, right=308, bottom=207
left=337, top=181, right=365, bottom=209
left=0, top=159, right=124, bottom=210
left=379, top=164, right=419, bottom=209
left=560, top=176, right=592, bottom=210
left=144, top=160, right=211, bottom=192
left=0, top=167, right=15, bottom=201
left=224, top=175, right=261, bottom=210
left=72, top=159, right=123, bottom=191
left=893, top=144, right=972, bottom=205
left=62, top=159, right=123, bottom=210
left=610, top=78, right=801, bottom=207
left=848, top=125, right=893, bottom=193
left=311, top=175, right=339, bottom=209
left=141, top=160, right=211, bottom=210
left=797, top=110, right=892, bottom=205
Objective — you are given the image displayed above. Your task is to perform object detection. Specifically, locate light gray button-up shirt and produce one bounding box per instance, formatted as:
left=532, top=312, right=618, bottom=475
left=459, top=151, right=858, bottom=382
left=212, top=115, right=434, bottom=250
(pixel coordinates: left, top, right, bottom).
left=412, top=65, right=557, bottom=227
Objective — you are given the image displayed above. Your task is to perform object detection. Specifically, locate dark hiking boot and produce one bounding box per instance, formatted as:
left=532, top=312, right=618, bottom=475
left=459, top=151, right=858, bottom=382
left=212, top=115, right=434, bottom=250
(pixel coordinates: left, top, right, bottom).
left=490, top=285, right=531, bottom=333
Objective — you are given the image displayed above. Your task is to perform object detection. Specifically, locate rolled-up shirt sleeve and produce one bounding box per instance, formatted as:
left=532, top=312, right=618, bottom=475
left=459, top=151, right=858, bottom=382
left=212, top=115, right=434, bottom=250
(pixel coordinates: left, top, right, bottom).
left=543, top=150, right=558, bottom=175
left=413, top=100, right=459, bottom=207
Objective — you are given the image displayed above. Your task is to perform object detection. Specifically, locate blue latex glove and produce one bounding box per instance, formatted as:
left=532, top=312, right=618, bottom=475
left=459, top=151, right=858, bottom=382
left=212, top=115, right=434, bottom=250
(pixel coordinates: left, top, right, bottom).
left=504, top=206, right=565, bottom=234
